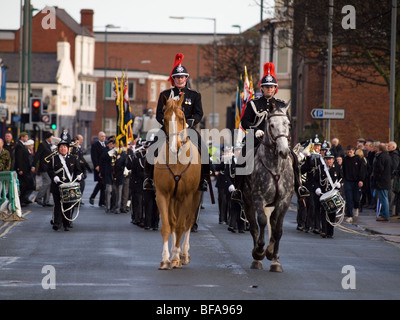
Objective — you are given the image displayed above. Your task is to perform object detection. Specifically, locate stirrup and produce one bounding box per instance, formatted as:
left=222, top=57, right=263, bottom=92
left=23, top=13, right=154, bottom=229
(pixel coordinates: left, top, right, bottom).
left=231, top=189, right=242, bottom=202
left=143, top=178, right=155, bottom=191
left=297, top=186, right=310, bottom=198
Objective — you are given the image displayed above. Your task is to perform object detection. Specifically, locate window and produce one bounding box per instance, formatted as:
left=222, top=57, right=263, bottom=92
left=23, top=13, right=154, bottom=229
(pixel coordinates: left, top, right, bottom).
left=276, top=29, right=290, bottom=74
left=106, top=80, right=135, bottom=100
left=150, top=82, right=156, bottom=102
left=104, top=118, right=116, bottom=137
left=160, top=82, right=166, bottom=93
left=80, top=82, right=96, bottom=107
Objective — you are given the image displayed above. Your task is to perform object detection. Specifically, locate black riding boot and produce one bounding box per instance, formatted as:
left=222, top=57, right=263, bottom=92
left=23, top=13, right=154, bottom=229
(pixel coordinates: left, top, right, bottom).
left=199, top=163, right=209, bottom=191
left=231, top=174, right=244, bottom=202
left=143, top=157, right=155, bottom=191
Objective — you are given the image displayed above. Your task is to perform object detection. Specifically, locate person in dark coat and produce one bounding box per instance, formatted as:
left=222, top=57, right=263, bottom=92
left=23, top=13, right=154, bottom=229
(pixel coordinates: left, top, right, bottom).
left=342, top=145, right=366, bottom=223
left=71, top=134, right=92, bottom=205
left=372, top=143, right=392, bottom=221
left=89, top=131, right=107, bottom=206
left=143, top=53, right=209, bottom=192
left=314, top=150, right=343, bottom=238
left=33, top=131, right=54, bottom=206
left=100, top=136, right=127, bottom=214
left=15, top=133, right=34, bottom=206
left=231, top=62, right=309, bottom=203
left=215, top=146, right=232, bottom=225
left=127, top=139, right=145, bottom=225
left=388, top=141, right=400, bottom=216
left=47, top=138, right=83, bottom=231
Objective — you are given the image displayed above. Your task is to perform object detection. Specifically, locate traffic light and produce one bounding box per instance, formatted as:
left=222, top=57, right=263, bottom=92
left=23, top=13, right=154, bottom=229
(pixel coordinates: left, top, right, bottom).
left=30, top=97, right=42, bottom=122
left=50, top=113, right=57, bottom=130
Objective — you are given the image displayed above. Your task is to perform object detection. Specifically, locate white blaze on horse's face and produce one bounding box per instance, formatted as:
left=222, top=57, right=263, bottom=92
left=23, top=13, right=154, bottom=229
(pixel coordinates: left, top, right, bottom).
left=169, top=111, right=178, bottom=153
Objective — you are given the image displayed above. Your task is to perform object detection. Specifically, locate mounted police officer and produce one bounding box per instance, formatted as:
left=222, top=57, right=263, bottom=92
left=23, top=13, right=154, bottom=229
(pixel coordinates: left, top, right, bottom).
left=231, top=62, right=310, bottom=202
left=143, top=53, right=209, bottom=192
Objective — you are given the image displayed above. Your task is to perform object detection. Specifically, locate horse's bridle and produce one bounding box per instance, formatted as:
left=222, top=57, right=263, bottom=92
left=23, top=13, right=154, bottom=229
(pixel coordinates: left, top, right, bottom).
left=266, top=113, right=291, bottom=143
left=165, top=106, right=188, bottom=146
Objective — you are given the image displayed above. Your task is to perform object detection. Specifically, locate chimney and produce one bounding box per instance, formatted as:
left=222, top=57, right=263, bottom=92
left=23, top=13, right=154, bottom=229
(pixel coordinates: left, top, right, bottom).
left=80, top=9, right=94, bottom=34
left=57, top=31, right=70, bottom=61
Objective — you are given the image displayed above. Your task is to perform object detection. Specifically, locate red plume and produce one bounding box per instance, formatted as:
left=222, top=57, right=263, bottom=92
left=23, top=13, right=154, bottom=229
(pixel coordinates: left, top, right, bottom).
left=168, top=53, right=184, bottom=85
left=258, top=62, right=278, bottom=93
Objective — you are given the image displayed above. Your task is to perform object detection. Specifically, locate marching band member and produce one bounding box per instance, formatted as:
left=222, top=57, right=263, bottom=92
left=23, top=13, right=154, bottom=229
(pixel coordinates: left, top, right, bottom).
left=47, top=134, right=83, bottom=231
left=300, top=135, right=322, bottom=233
left=127, top=138, right=145, bottom=225
left=314, top=149, right=343, bottom=238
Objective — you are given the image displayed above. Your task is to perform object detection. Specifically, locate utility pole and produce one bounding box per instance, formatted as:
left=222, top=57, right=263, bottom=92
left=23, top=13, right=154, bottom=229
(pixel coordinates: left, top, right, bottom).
left=326, top=0, right=333, bottom=142
left=389, top=0, right=397, bottom=140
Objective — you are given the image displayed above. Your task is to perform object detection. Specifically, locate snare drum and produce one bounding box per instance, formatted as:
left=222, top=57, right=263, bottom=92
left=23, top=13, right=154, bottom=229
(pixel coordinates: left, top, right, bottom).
left=319, top=189, right=344, bottom=213
left=59, top=182, right=81, bottom=204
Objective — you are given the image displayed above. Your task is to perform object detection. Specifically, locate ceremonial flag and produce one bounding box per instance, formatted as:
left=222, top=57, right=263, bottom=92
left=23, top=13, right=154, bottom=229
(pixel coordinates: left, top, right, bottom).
left=115, top=73, right=134, bottom=149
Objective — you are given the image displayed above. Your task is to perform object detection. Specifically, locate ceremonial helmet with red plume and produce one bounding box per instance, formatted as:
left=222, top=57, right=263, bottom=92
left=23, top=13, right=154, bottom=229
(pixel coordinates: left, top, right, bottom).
left=168, top=53, right=189, bottom=86
left=259, top=62, right=278, bottom=93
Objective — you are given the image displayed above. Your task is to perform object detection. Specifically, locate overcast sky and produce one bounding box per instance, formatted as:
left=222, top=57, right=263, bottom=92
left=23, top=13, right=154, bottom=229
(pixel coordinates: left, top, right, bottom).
left=0, top=0, right=275, bottom=34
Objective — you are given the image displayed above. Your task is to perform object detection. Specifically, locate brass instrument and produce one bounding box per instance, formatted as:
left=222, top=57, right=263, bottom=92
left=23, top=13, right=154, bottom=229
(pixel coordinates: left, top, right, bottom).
left=44, top=150, right=58, bottom=163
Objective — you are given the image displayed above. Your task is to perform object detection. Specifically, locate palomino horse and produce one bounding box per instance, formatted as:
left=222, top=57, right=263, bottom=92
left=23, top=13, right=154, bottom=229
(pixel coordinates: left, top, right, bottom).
left=242, top=104, right=294, bottom=272
left=154, top=93, right=202, bottom=270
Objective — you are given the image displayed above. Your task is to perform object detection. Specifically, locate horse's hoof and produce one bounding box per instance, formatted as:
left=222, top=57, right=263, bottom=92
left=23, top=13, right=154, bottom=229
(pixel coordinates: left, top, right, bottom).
left=250, top=260, right=263, bottom=270
left=269, top=262, right=283, bottom=272
left=171, top=259, right=182, bottom=269
left=180, top=254, right=191, bottom=265
left=158, top=260, right=172, bottom=270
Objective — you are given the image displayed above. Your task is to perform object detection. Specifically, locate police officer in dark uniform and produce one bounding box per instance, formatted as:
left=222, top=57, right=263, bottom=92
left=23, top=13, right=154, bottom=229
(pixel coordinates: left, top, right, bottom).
left=231, top=62, right=310, bottom=202
left=143, top=53, right=209, bottom=192
left=215, top=146, right=233, bottom=224
left=47, top=132, right=83, bottom=231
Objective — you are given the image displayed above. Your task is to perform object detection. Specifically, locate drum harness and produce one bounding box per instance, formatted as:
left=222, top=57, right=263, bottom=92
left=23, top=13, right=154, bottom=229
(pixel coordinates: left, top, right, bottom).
left=54, top=154, right=82, bottom=222
left=318, top=156, right=345, bottom=226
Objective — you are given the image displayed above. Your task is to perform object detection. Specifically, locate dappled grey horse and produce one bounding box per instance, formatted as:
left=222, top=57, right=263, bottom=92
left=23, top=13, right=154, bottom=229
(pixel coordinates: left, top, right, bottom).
left=242, top=105, right=294, bottom=272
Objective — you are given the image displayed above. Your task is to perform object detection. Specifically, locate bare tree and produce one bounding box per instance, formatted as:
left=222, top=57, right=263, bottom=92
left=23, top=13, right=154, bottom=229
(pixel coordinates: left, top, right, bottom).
left=201, top=30, right=260, bottom=94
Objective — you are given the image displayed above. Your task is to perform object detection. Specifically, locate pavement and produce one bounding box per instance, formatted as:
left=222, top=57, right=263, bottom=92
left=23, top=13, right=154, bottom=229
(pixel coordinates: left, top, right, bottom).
left=291, top=195, right=400, bottom=245
left=349, top=207, right=400, bottom=244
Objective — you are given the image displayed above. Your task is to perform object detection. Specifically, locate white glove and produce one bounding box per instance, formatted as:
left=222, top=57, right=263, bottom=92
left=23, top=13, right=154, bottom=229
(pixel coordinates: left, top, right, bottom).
left=228, top=184, right=235, bottom=193
left=315, top=188, right=322, bottom=196
left=76, top=173, right=82, bottom=181
left=53, top=176, right=60, bottom=184
left=255, top=130, right=264, bottom=138
left=334, top=181, right=341, bottom=189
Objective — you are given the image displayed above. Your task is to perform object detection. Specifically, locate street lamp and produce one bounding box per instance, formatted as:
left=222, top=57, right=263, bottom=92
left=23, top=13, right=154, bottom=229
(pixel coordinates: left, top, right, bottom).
left=170, top=16, right=217, bottom=128
left=232, top=24, right=242, bottom=34
left=103, top=24, right=120, bottom=131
